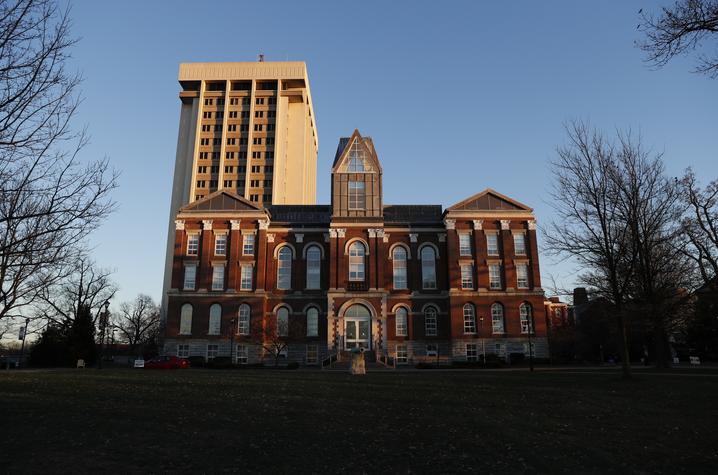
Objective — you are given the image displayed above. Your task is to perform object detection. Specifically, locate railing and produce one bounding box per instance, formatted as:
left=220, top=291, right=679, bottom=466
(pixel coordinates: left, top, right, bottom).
left=321, top=353, right=338, bottom=369
left=375, top=351, right=396, bottom=369
left=346, top=281, right=368, bottom=292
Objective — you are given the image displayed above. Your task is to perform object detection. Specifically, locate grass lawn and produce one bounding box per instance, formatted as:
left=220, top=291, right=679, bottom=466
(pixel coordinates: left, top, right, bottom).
left=1, top=368, right=717, bottom=474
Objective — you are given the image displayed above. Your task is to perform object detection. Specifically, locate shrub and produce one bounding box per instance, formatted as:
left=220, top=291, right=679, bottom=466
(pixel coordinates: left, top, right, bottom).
left=188, top=356, right=206, bottom=368
left=286, top=361, right=299, bottom=370
left=208, top=356, right=232, bottom=369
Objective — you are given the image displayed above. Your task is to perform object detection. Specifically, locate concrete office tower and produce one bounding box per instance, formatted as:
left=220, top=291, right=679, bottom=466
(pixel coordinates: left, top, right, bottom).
left=162, top=60, right=319, bottom=316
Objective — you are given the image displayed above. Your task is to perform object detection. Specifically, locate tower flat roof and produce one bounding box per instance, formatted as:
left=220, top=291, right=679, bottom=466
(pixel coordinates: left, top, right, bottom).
left=178, top=61, right=308, bottom=81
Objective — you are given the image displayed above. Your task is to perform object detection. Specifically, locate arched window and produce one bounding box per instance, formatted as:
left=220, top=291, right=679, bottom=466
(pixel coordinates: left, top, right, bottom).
left=424, top=306, right=437, bottom=336
left=348, top=241, right=366, bottom=281
left=277, top=246, right=292, bottom=290
left=306, top=307, right=319, bottom=337
left=520, top=303, right=533, bottom=334
left=395, top=307, right=408, bottom=337
left=463, top=303, right=476, bottom=334
left=491, top=303, right=505, bottom=334
left=208, top=304, right=221, bottom=335
left=238, top=304, right=250, bottom=335
left=421, top=246, right=437, bottom=289
left=392, top=246, right=408, bottom=289
left=306, top=245, right=321, bottom=289
left=180, top=304, right=193, bottom=335
left=277, top=307, right=289, bottom=337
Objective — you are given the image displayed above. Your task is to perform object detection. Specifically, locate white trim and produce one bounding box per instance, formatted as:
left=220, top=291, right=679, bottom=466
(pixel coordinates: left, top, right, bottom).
left=273, top=242, right=297, bottom=259
left=388, top=242, right=411, bottom=260
left=344, top=238, right=370, bottom=255
left=417, top=242, right=440, bottom=259
left=302, top=242, right=325, bottom=259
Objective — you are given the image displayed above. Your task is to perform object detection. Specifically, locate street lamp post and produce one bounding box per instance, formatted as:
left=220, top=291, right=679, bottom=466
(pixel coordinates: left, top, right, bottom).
left=528, top=313, right=534, bottom=372
left=98, top=300, right=110, bottom=370
left=479, top=316, right=485, bottom=367
left=18, top=317, right=30, bottom=368
left=229, top=317, right=237, bottom=365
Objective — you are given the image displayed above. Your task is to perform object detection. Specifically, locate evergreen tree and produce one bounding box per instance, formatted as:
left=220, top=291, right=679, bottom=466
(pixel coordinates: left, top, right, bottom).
left=68, top=304, right=97, bottom=365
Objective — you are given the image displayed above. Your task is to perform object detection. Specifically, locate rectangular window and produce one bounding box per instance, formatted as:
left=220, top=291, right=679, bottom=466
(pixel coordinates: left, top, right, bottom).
left=240, top=265, right=253, bottom=291
left=393, top=258, right=407, bottom=289
left=207, top=344, right=218, bottom=360
left=255, top=111, right=264, bottom=118
left=348, top=181, right=365, bottom=209
left=426, top=344, right=438, bottom=357
left=254, top=124, right=263, bottom=131
left=212, top=265, right=224, bottom=291
left=516, top=263, right=529, bottom=289
left=214, top=234, right=227, bottom=256
left=242, top=97, right=250, bottom=105
left=242, top=234, right=255, bottom=255
left=306, top=344, right=318, bottom=364
left=395, top=310, right=408, bottom=337
left=396, top=345, right=408, bottom=364
left=213, top=138, right=221, bottom=146
left=459, top=234, right=472, bottom=256
left=265, top=151, right=274, bottom=159
left=236, top=345, right=248, bottom=364
left=266, top=137, right=275, bottom=145
left=200, top=138, right=209, bottom=146
left=204, top=98, right=213, bottom=106
left=229, top=111, right=237, bottom=118
left=489, top=264, right=502, bottom=289
left=487, top=234, right=499, bottom=256
left=187, top=234, right=199, bottom=256
left=177, top=344, right=189, bottom=358
left=461, top=264, right=473, bottom=289
left=227, top=138, right=236, bottom=145
left=466, top=344, right=478, bottom=362
left=514, top=233, right=527, bottom=256
left=251, top=165, right=261, bottom=173
left=225, top=152, right=234, bottom=160
left=223, top=180, right=233, bottom=187
left=197, top=166, right=207, bottom=174
left=255, top=97, right=264, bottom=105
left=199, top=152, right=208, bottom=159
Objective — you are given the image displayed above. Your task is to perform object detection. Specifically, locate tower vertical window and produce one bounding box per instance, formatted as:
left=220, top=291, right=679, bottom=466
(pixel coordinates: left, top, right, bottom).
left=277, top=247, right=292, bottom=290
left=492, top=303, right=505, bottom=333
left=395, top=307, right=408, bottom=337
left=238, top=304, right=250, bottom=335
left=463, top=304, right=476, bottom=334
left=180, top=304, right=193, bottom=335
left=461, top=264, right=473, bottom=289
left=487, top=234, right=499, bottom=256
left=211, top=265, right=224, bottom=291
left=348, top=181, right=365, bottom=209
left=183, top=265, right=196, bottom=290
left=306, top=307, right=319, bottom=337
left=208, top=304, right=221, bottom=335
left=424, top=306, right=437, bottom=336
left=348, top=242, right=366, bottom=281
left=459, top=234, right=472, bottom=256
left=514, top=233, right=527, bottom=255
left=489, top=263, right=502, bottom=289
left=392, top=246, right=408, bottom=289
left=516, top=263, right=529, bottom=289
left=214, top=234, right=227, bottom=256
left=240, top=265, right=253, bottom=291
left=187, top=234, right=199, bottom=255
left=277, top=307, right=289, bottom=337
left=421, top=247, right=437, bottom=289
left=243, top=234, right=254, bottom=256
left=306, top=246, right=321, bottom=289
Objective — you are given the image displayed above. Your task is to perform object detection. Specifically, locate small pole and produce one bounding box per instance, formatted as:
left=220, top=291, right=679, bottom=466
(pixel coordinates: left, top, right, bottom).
left=528, top=313, right=534, bottom=372
left=230, top=318, right=236, bottom=365
left=480, top=316, right=485, bottom=367
left=18, top=317, right=30, bottom=368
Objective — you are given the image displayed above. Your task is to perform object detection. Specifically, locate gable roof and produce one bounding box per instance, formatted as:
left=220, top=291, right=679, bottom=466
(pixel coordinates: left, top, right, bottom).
left=331, top=129, right=382, bottom=172
left=446, top=188, right=533, bottom=212
left=180, top=189, right=263, bottom=212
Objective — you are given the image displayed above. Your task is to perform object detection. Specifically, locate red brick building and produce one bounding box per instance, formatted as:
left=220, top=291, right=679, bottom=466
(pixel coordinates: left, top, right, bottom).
left=164, top=130, right=549, bottom=365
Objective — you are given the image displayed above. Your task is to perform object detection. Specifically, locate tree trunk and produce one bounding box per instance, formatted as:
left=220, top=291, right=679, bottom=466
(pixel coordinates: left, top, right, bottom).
left=654, top=324, right=671, bottom=369
left=616, top=307, right=632, bottom=379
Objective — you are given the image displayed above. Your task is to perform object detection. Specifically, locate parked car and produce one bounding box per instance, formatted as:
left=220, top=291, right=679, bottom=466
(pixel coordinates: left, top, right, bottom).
left=144, top=355, right=190, bottom=369
left=133, top=358, right=145, bottom=368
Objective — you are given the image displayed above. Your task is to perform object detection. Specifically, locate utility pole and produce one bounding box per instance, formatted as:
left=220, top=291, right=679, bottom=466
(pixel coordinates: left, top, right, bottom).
left=98, top=300, right=110, bottom=369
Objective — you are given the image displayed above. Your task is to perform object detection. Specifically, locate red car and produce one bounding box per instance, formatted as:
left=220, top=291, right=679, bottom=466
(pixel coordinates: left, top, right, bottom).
left=144, top=355, right=190, bottom=369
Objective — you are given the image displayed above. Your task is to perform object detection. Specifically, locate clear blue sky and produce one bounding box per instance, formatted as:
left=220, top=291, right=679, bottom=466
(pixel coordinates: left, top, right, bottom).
left=65, top=0, right=717, bottom=308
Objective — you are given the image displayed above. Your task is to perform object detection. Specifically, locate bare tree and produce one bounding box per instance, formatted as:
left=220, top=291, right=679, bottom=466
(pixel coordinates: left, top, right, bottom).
left=638, top=1, right=718, bottom=77
left=253, top=311, right=304, bottom=367
left=35, top=257, right=117, bottom=328
left=680, top=170, right=718, bottom=284
left=545, top=121, right=637, bottom=378
left=113, top=294, right=160, bottom=354
left=615, top=140, right=695, bottom=367
left=0, top=0, right=117, bottom=323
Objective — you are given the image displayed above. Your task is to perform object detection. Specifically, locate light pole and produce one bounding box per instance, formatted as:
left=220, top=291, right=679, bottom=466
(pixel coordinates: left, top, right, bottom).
left=528, top=312, right=534, bottom=372
left=229, top=317, right=237, bottom=365
left=479, top=316, right=485, bottom=367
left=18, top=317, right=30, bottom=368
left=98, top=300, right=110, bottom=369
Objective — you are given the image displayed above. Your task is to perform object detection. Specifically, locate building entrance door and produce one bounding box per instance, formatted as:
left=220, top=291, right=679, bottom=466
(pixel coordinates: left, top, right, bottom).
left=343, top=304, right=372, bottom=350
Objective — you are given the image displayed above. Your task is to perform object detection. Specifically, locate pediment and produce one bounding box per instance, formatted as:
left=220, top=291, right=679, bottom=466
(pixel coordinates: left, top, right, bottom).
left=181, top=190, right=262, bottom=212
left=447, top=189, right=533, bottom=212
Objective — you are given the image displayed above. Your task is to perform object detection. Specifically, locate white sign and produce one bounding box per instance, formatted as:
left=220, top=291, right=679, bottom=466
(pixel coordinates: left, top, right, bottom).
left=133, top=359, right=145, bottom=368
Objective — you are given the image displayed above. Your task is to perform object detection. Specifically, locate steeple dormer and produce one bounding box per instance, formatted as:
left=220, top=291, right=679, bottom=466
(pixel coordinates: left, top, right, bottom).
left=331, top=129, right=383, bottom=220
